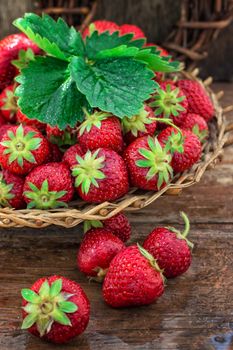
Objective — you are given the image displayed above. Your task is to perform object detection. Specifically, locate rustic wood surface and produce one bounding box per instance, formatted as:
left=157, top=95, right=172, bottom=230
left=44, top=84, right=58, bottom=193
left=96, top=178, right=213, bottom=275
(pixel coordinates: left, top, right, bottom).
left=0, top=83, right=232, bottom=350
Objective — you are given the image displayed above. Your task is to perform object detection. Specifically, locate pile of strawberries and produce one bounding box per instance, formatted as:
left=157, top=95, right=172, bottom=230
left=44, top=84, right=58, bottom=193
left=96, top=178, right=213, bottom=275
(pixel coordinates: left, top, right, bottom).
left=0, top=20, right=214, bottom=211
left=21, top=211, right=193, bottom=343
left=0, top=18, right=214, bottom=344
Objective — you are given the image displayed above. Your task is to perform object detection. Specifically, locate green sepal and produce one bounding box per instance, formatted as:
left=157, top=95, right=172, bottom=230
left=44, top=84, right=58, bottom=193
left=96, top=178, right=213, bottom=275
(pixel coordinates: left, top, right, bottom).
left=83, top=220, right=103, bottom=233
left=24, top=179, right=68, bottom=209
left=0, top=173, right=14, bottom=207
left=21, top=278, right=78, bottom=336
left=192, top=125, right=208, bottom=143
left=79, top=110, right=112, bottom=136
left=164, top=130, right=185, bottom=155
left=72, top=150, right=105, bottom=194
left=12, top=48, right=35, bottom=70
left=121, top=106, right=152, bottom=137
left=137, top=243, right=165, bottom=283
left=136, top=137, right=173, bottom=189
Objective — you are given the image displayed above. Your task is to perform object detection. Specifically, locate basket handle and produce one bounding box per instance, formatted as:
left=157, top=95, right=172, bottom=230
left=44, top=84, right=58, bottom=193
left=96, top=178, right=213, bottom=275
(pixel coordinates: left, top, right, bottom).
left=222, top=104, right=233, bottom=148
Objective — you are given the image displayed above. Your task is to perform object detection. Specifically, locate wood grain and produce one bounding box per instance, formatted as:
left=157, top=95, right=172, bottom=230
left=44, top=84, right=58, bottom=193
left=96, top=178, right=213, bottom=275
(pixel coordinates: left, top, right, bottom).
left=0, top=83, right=233, bottom=349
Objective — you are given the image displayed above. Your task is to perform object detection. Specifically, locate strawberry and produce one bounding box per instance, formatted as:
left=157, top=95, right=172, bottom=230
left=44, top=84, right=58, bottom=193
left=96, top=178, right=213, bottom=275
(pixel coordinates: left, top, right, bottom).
left=23, top=162, right=74, bottom=209
left=45, top=142, right=63, bottom=163
left=72, top=148, right=129, bottom=203
left=124, top=136, right=173, bottom=191
left=0, top=114, right=6, bottom=127
left=121, top=105, right=157, bottom=144
left=103, top=244, right=165, bottom=308
left=78, top=110, right=123, bottom=153
left=180, top=113, right=209, bottom=143
left=0, top=84, right=18, bottom=122
left=82, top=20, right=120, bottom=39
left=143, top=212, right=193, bottom=278
left=177, top=79, right=214, bottom=121
left=16, top=109, right=46, bottom=131
left=84, top=212, right=132, bottom=243
left=0, top=169, right=25, bottom=209
left=0, top=34, right=40, bottom=91
left=0, top=124, right=12, bottom=141
left=0, top=124, right=49, bottom=175
left=46, top=125, right=76, bottom=147
left=62, top=143, right=83, bottom=168
left=149, top=82, right=188, bottom=126
left=120, top=24, right=145, bottom=39
left=21, top=275, right=90, bottom=343
left=77, top=228, right=125, bottom=281
left=158, top=126, right=201, bottom=173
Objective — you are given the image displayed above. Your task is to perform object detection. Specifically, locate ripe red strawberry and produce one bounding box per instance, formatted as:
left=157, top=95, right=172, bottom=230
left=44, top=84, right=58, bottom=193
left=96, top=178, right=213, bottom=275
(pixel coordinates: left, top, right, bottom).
left=122, top=105, right=157, bottom=144
left=0, top=84, right=18, bottom=122
left=0, top=34, right=40, bottom=91
left=0, top=124, right=12, bottom=141
left=62, top=143, right=83, bottom=168
left=46, top=125, right=76, bottom=147
left=23, top=162, right=74, bottom=209
left=44, top=142, right=63, bottom=163
left=16, top=109, right=46, bottom=131
left=84, top=212, right=132, bottom=242
left=82, top=20, right=120, bottom=39
left=124, top=136, right=173, bottom=191
left=0, top=124, right=49, bottom=175
left=78, top=111, right=123, bottom=153
left=21, top=275, right=90, bottom=343
left=120, top=24, right=145, bottom=39
left=143, top=212, right=193, bottom=278
left=103, top=244, right=165, bottom=308
left=72, top=148, right=129, bottom=203
left=150, top=82, right=188, bottom=126
left=180, top=113, right=209, bottom=143
left=0, top=169, right=25, bottom=209
left=177, top=79, right=214, bottom=121
left=77, top=228, right=125, bottom=281
left=158, top=126, right=201, bottom=173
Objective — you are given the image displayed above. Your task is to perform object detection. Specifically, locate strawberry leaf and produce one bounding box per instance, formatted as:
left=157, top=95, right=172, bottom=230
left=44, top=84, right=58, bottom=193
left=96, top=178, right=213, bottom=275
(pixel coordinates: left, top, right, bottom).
left=135, top=48, right=181, bottom=72
left=13, top=13, right=85, bottom=60
left=15, top=56, right=91, bottom=129
left=70, top=57, right=156, bottom=118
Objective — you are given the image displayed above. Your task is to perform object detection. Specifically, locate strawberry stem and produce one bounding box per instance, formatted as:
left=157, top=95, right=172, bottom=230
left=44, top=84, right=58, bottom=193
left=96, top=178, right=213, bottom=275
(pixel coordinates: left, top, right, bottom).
left=180, top=211, right=190, bottom=238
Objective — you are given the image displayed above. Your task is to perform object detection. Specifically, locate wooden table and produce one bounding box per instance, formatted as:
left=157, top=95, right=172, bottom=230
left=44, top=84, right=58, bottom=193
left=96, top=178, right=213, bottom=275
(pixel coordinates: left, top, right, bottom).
left=0, top=83, right=232, bottom=350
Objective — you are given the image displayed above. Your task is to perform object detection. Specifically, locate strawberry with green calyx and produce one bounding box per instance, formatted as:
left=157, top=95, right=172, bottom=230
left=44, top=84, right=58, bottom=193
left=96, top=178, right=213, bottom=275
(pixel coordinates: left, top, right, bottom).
left=82, top=20, right=120, bottom=39
left=119, top=24, right=145, bottom=40
left=124, top=135, right=173, bottom=191
left=21, top=275, right=90, bottom=343
left=122, top=105, right=157, bottom=145
left=78, top=110, right=123, bottom=153
left=102, top=244, right=165, bottom=308
left=84, top=212, right=131, bottom=242
left=158, top=126, right=201, bottom=173
left=0, top=124, right=49, bottom=175
left=150, top=82, right=188, bottom=127
left=0, top=84, right=18, bottom=122
left=17, top=109, right=46, bottom=131
left=62, top=143, right=83, bottom=168
left=180, top=113, right=208, bottom=143
left=72, top=148, right=129, bottom=203
left=77, top=228, right=125, bottom=281
left=143, top=212, right=193, bottom=278
left=0, top=169, right=25, bottom=209
left=23, top=162, right=74, bottom=209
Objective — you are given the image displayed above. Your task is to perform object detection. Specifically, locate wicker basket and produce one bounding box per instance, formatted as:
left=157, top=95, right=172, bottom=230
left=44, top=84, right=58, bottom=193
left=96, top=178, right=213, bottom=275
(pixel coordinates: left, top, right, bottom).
left=164, top=0, right=233, bottom=70
left=0, top=70, right=232, bottom=229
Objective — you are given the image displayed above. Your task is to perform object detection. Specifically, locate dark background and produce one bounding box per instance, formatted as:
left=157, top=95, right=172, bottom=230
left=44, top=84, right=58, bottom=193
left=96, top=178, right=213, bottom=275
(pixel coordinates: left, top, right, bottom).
left=1, top=0, right=233, bottom=81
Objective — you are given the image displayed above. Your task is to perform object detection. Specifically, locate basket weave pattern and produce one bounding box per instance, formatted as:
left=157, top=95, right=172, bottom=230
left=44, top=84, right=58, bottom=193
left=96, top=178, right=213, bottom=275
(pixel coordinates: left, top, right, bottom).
left=0, top=71, right=231, bottom=228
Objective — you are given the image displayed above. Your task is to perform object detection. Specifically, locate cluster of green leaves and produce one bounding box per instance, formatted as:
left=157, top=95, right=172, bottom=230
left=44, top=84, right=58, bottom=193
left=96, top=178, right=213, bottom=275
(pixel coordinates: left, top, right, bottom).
left=14, top=13, right=181, bottom=129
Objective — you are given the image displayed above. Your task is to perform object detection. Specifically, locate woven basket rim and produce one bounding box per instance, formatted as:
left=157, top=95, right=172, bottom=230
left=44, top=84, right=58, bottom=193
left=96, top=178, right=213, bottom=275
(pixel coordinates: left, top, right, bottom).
left=0, top=70, right=230, bottom=228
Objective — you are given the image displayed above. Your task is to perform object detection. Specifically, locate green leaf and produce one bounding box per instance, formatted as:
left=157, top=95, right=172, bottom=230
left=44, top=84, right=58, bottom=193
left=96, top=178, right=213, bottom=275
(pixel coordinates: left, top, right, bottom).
left=70, top=56, right=156, bottom=118
left=95, top=45, right=139, bottom=60
left=135, top=48, right=181, bottom=72
left=85, top=31, right=135, bottom=59
left=58, top=301, right=78, bottom=313
left=15, top=56, right=91, bottom=129
left=21, top=289, right=40, bottom=304
left=50, top=279, right=62, bottom=297
left=13, top=13, right=85, bottom=59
